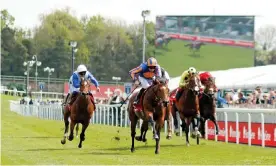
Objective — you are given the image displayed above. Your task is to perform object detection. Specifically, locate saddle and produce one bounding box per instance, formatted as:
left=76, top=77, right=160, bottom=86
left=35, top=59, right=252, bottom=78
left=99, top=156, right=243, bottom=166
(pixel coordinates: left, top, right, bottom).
left=66, top=93, right=96, bottom=112
left=134, top=85, right=154, bottom=112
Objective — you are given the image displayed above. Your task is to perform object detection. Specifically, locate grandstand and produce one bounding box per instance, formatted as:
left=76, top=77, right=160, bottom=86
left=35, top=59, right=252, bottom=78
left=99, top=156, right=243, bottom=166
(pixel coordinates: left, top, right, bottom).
left=156, top=16, right=254, bottom=41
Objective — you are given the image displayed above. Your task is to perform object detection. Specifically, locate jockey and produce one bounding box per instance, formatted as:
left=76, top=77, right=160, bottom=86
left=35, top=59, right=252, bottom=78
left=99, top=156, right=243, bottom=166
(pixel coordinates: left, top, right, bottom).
left=129, top=57, right=162, bottom=106
left=175, top=67, right=197, bottom=101
left=67, top=64, right=100, bottom=109
left=199, top=71, right=217, bottom=92
left=160, top=67, right=170, bottom=85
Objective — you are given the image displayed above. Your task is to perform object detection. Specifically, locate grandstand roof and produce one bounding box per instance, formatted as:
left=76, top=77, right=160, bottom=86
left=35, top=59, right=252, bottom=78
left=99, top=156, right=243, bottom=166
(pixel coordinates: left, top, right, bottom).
left=168, top=65, right=276, bottom=90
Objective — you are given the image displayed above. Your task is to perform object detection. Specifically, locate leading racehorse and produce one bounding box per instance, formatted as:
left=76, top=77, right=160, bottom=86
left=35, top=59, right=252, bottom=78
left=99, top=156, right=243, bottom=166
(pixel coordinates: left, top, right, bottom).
left=61, top=77, right=95, bottom=148
left=128, top=78, right=170, bottom=154
left=173, top=74, right=201, bottom=146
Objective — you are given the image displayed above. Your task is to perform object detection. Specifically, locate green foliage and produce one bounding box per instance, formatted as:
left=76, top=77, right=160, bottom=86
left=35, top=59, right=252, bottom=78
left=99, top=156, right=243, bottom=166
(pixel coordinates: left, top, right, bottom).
left=6, top=82, right=25, bottom=91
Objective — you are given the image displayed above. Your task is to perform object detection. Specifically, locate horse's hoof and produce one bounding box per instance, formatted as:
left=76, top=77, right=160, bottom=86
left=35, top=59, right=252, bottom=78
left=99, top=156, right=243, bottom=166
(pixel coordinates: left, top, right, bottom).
left=135, top=136, right=142, bottom=141
left=155, top=150, right=159, bottom=154
left=175, top=132, right=180, bottom=136
left=166, top=135, right=172, bottom=140
left=131, top=148, right=135, bottom=153
left=142, top=138, right=147, bottom=142
left=186, top=143, right=190, bottom=147
left=78, top=144, right=82, bottom=148
left=68, top=135, right=74, bottom=141
left=61, top=140, right=66, bottom=144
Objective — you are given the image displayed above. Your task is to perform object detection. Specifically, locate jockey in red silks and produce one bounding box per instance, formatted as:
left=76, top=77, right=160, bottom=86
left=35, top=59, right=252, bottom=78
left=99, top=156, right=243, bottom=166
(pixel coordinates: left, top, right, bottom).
left=199, top=71, right=218, bottom=93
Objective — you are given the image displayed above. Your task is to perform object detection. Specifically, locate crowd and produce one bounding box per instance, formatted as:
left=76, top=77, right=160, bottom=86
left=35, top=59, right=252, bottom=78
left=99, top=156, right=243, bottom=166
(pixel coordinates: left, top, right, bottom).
left=19, top=98, right=62, bottom=105
left=218, top=86, right=276, bottom=108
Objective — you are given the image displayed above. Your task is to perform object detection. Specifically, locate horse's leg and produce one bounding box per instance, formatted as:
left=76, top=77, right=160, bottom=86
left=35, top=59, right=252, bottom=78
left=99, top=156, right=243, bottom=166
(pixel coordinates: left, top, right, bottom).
left=136, top=120, right=146, bottom=141
left=166, top=107, right=173, bottom=140
left=75, top=123, right=79, bottom=138
left=199, top=118, right=206, bottom=138
left=68, top=120, right=76, bottom=141
left=172, top=104, right=180, bottom=136
left=155, top=109, right=165, bottom=154
left=185, top=118, right=191, bottom=146
left=148, top=113, right=158, bottom=140
left=142, top=121, right=149, bottom=142
left=61, top=109, right=70, bottom=144
left=130, top=114, right=138, bottom=152
left=210, top=115, right=219, bottom=135
left=191, top=118, right=196, bottom=139
left=78, top=121, right=89, bottom=148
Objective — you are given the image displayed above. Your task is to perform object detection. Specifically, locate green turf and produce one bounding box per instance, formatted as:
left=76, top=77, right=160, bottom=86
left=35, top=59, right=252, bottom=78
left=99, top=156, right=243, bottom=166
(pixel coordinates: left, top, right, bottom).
left=1, top=94, right=276, bottom=165
left=155, top=40, right=254, bottom=77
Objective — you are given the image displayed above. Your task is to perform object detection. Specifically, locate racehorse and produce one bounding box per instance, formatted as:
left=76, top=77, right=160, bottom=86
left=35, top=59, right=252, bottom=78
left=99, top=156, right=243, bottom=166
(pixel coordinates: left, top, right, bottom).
left=173, top=74, right=201, bottom=146
left=128, top=78, right=170, bottom=154
left=184, top=42, right=205, bottom=54
left=198, top=80, right=219, bottom=137
left=61, top=77, right=95, bottom=148
left=155, top=33, right=172, bottom=48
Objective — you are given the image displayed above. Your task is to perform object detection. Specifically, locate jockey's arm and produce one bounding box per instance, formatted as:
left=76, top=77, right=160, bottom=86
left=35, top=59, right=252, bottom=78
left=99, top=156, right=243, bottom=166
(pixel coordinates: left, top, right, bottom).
left=155, top=65, right=162, bottom=78
left=87, top=72, right=99, bottom=87
left=179, top=71, right=187, bottom=87
left=129, top=66, right=142, bottom=80
left=72, top=73, right=80, bottom=88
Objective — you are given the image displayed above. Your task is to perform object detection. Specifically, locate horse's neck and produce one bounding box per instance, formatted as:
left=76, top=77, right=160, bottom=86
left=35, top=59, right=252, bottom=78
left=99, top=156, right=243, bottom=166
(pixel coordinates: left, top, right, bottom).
left=183, top=89, right=197, bottom=105
left=144, top=85, right=159, bottom=101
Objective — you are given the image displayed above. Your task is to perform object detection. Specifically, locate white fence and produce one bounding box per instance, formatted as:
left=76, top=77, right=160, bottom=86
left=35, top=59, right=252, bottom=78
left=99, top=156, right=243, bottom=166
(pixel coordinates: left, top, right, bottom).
left=9, top=101, right=276, bottom=148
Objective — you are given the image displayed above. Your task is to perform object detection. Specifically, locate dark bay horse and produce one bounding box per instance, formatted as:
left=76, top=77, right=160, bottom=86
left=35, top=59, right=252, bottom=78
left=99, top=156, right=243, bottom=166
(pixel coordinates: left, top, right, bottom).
left=185, top=42, right=205, bottom=54
left=61, top=77, right=95, bottom=148
left=173, top=74, right=201, bottom=146
left=198, top=80, right=219, bottom=137
left=128, top=79, right=170, bottom=154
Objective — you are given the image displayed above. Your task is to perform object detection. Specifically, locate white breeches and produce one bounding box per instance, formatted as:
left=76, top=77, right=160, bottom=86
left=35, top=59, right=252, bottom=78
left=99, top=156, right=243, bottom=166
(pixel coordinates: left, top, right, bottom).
left=138, top=76, right=153, bottom=89
left=164, top=71, right=170, bottom=83
left=69, top=84, right=79, bottom=93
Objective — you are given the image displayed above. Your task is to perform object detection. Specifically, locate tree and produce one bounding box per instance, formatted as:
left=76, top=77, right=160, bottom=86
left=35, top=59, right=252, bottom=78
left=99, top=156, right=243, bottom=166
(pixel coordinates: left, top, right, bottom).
left=1, top=9, right=15, bottom=30
left=33, top=8, right=86, bottom=78
left=255, top=25, right=276, bottom=51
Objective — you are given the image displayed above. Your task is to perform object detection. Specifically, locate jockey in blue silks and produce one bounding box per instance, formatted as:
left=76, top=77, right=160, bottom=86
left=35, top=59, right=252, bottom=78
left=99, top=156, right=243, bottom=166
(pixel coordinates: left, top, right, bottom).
left=129, top=57, right=162, bottom=107
left=66, top=64, right=100, bottom=109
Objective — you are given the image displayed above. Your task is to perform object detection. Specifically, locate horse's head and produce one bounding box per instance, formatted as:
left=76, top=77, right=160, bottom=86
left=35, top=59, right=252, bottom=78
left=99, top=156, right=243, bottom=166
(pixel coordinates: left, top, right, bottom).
left=152, top=79, right=170, bottom=107
left=186, top=74, right=201, bottom=95
left=80, top=77, right=90, bottom=95
left=204, top=77, right=216, bottom=96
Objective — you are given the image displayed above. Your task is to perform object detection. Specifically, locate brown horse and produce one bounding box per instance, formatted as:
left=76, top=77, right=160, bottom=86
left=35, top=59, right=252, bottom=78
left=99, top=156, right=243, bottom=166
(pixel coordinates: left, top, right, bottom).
left=128, top=79, right=170, bottom=154
left=173, top=74, right=201, bottom=146
left=198, top=80, right=219, bottom=137
left=61, top=77, right=95, bottom=148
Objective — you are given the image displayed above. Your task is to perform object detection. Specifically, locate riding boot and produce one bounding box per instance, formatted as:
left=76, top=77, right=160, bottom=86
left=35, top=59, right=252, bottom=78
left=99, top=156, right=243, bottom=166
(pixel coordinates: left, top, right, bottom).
left=63, top=93, right=70, bottom=106
left=68, top=92, right=78, bottom=106
left=176, top=88, right=184, bottom=101
left=133, top=88, right=145, bottom=105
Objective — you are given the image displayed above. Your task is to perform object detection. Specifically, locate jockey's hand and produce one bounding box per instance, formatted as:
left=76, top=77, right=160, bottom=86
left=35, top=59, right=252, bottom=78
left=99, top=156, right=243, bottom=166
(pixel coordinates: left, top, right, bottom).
left=96, top=87, right=100, bottom=92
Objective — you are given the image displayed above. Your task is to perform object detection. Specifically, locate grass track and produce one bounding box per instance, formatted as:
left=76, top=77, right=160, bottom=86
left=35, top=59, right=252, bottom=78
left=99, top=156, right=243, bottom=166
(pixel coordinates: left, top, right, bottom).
left=155, top=40, right=254, bottom=77
left=1, top=95, right=276, bottom=165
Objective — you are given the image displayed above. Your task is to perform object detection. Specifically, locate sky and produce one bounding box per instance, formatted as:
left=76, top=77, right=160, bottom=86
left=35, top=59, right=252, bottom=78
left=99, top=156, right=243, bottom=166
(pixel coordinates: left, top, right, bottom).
left=1, top=0, right=276, bottom=31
